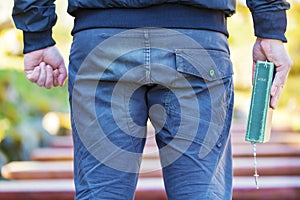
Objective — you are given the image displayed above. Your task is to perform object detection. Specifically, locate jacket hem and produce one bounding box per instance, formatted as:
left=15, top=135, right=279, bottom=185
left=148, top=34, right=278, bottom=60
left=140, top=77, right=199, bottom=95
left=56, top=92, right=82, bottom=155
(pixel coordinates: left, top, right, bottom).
left=72, top=4, right=228, bottom=37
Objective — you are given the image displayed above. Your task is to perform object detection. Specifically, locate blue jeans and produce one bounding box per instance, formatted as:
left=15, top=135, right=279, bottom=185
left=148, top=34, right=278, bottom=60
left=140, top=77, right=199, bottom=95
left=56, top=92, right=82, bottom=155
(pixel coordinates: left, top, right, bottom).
left=68, top=28, right=234, bottom=200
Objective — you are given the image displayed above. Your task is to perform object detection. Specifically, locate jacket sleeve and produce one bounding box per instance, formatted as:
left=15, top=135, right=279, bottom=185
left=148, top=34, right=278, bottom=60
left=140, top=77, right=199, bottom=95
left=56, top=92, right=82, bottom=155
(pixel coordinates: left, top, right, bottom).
left=247, top=0, right=290, bottom=42
left=12, top=0, right=57, bottom=53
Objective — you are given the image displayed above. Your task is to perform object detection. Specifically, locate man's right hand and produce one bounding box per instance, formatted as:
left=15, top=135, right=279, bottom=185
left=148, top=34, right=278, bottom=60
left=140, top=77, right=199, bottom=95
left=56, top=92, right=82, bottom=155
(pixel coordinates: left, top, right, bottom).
left=24, top=46, right=67, bottom=89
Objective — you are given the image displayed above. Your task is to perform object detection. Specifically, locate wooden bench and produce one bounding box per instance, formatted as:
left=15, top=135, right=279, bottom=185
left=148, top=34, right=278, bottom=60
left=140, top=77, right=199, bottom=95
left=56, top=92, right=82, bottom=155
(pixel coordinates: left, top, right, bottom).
left=0, top=179, right=74, bottom=200
left=49, top=130, right=300, bottom=149
left=1, top=161, right=73, bottom=180
left=233, top=176, right=300, bottom=200
left=30, top=148, right=73, bottom=161
left=30, top=142, right=300, bottom=162
left=49, top=136, right=73, bottom=148
left=233, top=157, right=300, bottom=176
left=0, top=159, right=162, bottom=180
left=3, top=157, right=300, bottom=180
left=0, top=178, right=166, bottom=200
left=1, top=176, right=300, bottom=200
left=48, top=123, right=158, bottom=149
left=232, top=143, right=300, bottom=158
left=30, top=147, right=160, bottom=161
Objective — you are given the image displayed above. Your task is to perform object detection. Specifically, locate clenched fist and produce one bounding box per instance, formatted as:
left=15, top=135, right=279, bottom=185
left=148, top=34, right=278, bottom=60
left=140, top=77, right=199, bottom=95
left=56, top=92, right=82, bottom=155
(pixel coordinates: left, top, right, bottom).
left=24, top=46, right=67, bottom=89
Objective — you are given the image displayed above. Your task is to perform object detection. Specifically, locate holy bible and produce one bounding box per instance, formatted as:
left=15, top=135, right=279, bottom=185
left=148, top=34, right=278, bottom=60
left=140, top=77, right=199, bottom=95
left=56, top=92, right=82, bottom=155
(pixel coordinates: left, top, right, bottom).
left=245, top=61, right=274, bottom=143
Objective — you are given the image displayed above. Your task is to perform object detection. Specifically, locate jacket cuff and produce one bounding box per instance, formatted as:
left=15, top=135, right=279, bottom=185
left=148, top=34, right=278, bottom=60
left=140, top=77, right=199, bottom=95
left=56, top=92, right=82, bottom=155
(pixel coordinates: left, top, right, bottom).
left=23, top=30, right=56, bottom=53
left=252, top=10, right=287, bottom=42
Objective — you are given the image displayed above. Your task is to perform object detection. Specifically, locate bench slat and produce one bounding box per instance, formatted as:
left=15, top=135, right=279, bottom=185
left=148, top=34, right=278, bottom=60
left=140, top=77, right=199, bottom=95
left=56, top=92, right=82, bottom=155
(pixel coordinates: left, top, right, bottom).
left=2, top=157, right=300, bottom=180
left=30, top=143, right=300, bottom=162
left=48, top=130, right=300, bottom=150
left=1, top=176, right=300, bottom=200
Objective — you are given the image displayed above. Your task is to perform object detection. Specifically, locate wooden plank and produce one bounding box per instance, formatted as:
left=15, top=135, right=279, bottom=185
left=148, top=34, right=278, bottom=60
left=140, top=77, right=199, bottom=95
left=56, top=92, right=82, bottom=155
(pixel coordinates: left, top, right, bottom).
left=30, top=142, right=300, bottom=162
left=1, top=177, right=300, bottom=200
left=49, top=136, right=73, bottom=148
left=0, top=178, right=166, bottom=200
left=3, top=157, right=300, bottom=180
left=232, top=143, right=300, bottom=158
left=233, top=157, right=300, bottom=176
left=135, top=178, right=167, bottom=200
left=30, top=148, right=73, bottom=161
left=1, top=160, right=162, bottom=180
left=1, top=161, right=73, bottom=180
left=0, top=179, right=74, bottom=200
left=47, top=129, right=300, bottom=149
left=30, top=147, right=160, bottom=161
left=233, top=176, right=300, bottom=200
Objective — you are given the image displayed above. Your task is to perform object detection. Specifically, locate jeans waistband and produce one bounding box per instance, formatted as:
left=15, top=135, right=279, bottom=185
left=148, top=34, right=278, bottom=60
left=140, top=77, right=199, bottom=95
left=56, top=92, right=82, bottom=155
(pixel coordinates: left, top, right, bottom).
left=71, top=4, right=228, bottom=36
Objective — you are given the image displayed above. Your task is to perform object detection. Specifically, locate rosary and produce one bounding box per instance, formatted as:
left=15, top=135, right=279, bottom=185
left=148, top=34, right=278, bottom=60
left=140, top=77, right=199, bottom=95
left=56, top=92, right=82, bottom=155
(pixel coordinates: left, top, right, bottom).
left=252, top=142, right=259, bottom=189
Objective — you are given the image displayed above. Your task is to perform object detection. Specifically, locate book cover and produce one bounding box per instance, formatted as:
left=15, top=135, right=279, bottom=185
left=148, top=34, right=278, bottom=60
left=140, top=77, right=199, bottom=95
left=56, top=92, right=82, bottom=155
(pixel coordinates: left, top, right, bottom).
left=245, top=61, right=274, bottom=143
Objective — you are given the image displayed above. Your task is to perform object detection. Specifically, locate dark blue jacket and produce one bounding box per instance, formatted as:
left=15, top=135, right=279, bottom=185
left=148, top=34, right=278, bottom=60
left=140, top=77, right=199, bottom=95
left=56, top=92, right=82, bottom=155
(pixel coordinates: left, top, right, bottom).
left=12, top=0, right=290, bottom=53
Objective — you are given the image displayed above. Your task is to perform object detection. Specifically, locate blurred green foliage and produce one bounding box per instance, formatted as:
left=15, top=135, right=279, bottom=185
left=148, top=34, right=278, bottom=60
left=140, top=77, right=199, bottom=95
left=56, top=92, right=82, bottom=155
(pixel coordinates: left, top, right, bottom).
left=0, top=69, right=68, bottom=175
left=286, top=1, right=300, bottom=75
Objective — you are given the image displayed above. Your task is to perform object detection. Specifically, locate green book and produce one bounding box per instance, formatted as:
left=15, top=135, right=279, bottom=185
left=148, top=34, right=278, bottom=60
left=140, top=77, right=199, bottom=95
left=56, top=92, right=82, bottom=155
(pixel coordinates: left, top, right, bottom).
left=245, top=61, right=275, bottom=143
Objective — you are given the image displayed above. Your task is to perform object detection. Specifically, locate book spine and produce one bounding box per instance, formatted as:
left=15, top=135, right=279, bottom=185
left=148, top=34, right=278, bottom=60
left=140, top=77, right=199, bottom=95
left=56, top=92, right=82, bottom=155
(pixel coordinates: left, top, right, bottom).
left=245, top=61, right=274, bottom=143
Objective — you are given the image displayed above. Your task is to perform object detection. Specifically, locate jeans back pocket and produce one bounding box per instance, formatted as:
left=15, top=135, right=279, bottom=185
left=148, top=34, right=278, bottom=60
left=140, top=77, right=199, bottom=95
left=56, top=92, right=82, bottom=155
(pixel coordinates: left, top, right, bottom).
left=175, top=48, right=233, bottom=81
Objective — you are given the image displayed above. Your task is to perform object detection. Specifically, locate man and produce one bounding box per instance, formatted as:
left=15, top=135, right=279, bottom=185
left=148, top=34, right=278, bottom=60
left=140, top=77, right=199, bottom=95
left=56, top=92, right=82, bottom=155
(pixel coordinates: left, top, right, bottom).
left=13, top=1, right=292, bottom=199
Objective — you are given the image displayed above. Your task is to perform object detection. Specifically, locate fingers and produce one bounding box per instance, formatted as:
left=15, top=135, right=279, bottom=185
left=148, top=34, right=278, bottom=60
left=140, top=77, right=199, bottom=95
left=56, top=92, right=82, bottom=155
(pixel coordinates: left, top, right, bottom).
left=44, top=65, right=54, bottom=89
left=25, top=62, right=62, bottom=89
left=53, top=69, right=60, bottom=87
left=270, top=70, right=289, bottom=109
left=270, top=83, right=282, bottom=109
left=25, top=65, right=41, bottom=83
left=270, top=84, right=284, bottom=109
left=36, top=62, right=47, bottom=87
left=56, top=62, right=67, bottom=86
left=252, top=62, right=256, bottom=84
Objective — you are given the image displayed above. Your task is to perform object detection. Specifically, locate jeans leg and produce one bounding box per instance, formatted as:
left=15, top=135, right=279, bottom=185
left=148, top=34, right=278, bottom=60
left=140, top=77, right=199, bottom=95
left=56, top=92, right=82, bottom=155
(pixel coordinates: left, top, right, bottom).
left=68, top=28, right=149, bottom=199
left=148, top=68, right=234, bottom=200
left=147, top=29, right=234, bottom=200
left=150, top=87, right=234, bottom=200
